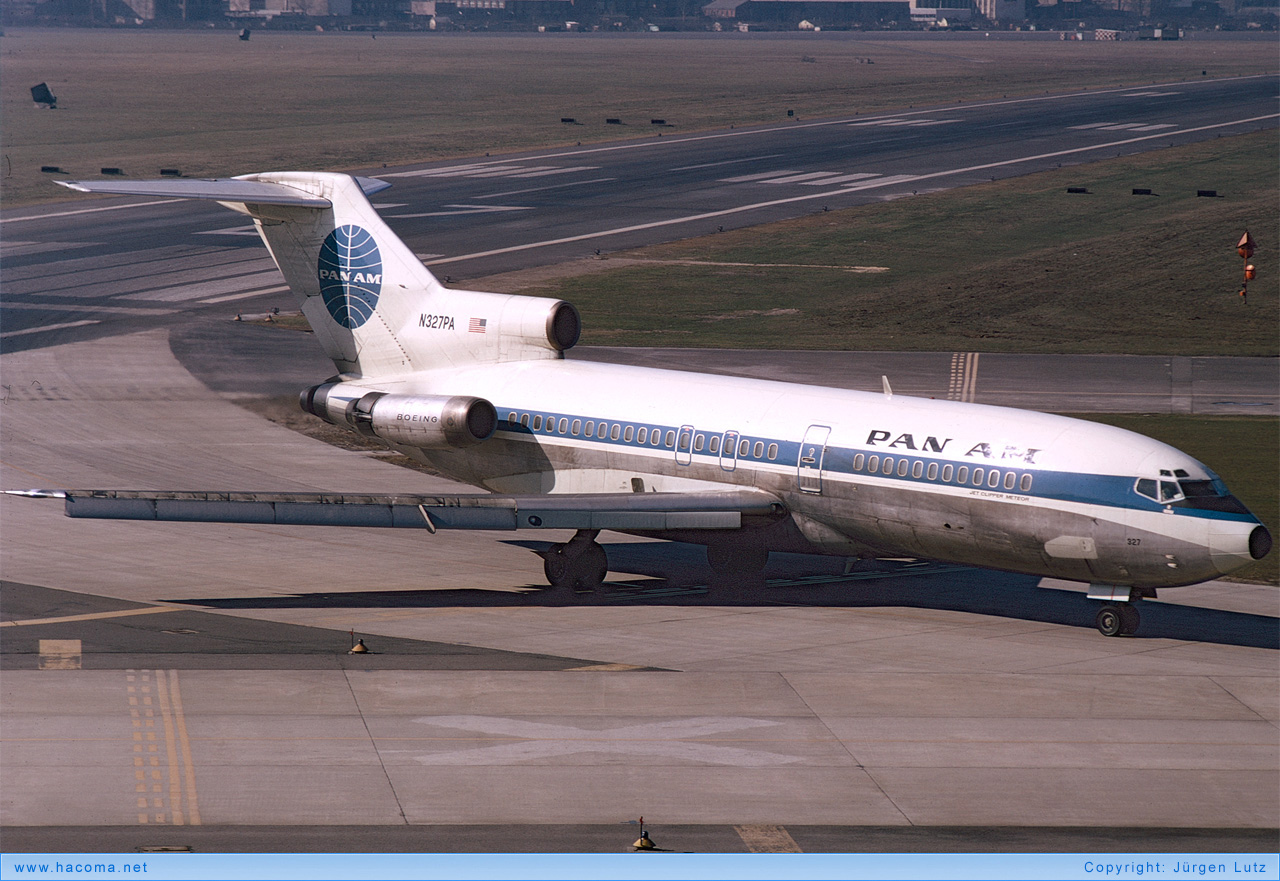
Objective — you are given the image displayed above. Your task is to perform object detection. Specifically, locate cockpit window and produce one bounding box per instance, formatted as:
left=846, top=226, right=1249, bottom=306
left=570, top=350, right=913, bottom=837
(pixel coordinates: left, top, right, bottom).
left=1179, top=480, right=1219, bottom=498
left=1135, top=478, right=1184, bottom=504
left=1136, top=476, right=1251, bottom=514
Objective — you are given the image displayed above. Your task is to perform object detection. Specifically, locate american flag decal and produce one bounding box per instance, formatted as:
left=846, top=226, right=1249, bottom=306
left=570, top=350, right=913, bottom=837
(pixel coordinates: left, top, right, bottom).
left=469, top=317, right=487, bottom=334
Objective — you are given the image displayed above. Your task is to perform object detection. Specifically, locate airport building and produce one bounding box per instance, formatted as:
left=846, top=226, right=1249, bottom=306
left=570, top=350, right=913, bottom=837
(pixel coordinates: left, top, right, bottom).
left=701, top=0, right=1026, bottom=24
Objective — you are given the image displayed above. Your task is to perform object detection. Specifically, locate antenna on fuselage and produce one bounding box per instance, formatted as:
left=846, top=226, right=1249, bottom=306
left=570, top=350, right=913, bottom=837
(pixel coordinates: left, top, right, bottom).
left=882, top=375, right=893, bottom=400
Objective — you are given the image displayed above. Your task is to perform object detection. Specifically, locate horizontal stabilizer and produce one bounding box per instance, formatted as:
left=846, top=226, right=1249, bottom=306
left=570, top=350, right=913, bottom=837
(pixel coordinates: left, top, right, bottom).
left=54, top=175, right=391, bottom=206
left=8, top=489, right=786, bottom=532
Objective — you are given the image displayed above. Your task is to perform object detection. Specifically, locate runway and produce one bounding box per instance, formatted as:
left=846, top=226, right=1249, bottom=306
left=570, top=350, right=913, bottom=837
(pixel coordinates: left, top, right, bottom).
left=2, top=73, right=1276, bottom=346
left=1, top=79, right=1277, bottom=851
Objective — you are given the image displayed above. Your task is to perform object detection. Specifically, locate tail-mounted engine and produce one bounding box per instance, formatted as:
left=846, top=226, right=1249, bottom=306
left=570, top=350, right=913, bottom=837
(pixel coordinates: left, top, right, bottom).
left=300, top=383, right=496, bottom=449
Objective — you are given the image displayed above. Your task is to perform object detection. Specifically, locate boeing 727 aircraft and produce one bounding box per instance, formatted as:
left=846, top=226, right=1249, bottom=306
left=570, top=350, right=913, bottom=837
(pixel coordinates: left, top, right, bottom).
left=13, top=172, right=1271, bottom=636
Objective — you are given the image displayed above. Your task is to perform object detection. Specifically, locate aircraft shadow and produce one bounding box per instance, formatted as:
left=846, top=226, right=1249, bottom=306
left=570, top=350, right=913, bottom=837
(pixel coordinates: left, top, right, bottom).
left=168, top=540, right=1277, bottom=650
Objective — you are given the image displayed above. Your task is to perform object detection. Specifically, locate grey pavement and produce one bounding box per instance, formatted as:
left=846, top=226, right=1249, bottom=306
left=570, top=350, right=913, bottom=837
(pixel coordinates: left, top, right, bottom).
left=1, top=331, right=1277, bottom=845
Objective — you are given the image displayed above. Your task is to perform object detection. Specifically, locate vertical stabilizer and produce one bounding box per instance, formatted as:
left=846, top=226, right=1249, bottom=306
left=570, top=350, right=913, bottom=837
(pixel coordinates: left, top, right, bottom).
left=233, top=172, right=438, bottom=377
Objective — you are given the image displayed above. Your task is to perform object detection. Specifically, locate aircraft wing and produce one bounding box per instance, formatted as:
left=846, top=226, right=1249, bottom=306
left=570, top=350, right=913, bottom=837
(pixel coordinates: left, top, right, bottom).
left=7, top=489, right=786, bottom=532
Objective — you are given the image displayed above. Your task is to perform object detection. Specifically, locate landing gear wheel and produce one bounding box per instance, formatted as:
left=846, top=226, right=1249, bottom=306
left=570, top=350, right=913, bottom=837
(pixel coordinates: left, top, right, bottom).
left=706, top=544, right=769, bottom=576
left=1096, top=604, right=1124, bottom=637
left=1118, top=603, right=1140, bottom=636
left=540, top=532, right=608, bottom=593
left=542, top=543, right=572, bottom=587
left=570, top=543, right=608, bottom=593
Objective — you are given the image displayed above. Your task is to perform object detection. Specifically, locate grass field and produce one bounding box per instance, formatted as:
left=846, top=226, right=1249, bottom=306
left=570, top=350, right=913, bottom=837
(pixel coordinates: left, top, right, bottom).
left=517, top=131, right=1279, bottom=356
left=2, top=28, right=1277, bottom=206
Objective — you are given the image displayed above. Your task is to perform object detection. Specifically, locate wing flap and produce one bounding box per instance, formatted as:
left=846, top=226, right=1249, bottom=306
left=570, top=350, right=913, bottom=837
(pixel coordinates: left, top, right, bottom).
left=16, top=489, right=785, bottom=532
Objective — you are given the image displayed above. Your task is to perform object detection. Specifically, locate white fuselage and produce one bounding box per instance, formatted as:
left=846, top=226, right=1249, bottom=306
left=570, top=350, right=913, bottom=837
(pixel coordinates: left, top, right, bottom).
left=348, top=357, right=1264, bottom=589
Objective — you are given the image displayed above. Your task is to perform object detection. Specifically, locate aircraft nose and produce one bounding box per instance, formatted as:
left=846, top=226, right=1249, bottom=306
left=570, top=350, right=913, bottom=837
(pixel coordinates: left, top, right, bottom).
left=1210, top=521, right=1271, bottom=575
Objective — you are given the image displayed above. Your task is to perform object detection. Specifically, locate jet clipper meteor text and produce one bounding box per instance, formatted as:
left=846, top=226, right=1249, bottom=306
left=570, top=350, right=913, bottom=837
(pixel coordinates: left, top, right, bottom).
left=14, top=172, right=1271, bottom=637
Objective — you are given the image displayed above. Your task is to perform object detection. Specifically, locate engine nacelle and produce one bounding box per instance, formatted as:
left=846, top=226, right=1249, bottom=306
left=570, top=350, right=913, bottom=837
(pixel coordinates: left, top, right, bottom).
left=300, top=384, right=496, bottom=449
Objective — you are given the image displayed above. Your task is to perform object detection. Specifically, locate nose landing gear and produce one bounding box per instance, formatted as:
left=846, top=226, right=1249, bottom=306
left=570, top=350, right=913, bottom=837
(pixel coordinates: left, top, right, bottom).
left=1088, top=584, right=1153, bottom=636
left=1095, top=603, right=1140, bottom=637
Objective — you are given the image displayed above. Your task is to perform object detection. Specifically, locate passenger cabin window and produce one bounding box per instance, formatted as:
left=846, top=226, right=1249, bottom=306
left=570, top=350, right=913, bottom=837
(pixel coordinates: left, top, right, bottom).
left=912, top=461, right=924, bottom=479
left=624, top=426, right=634, bottom=443
left=571, top=420, right=581, bottom=436
left=882, top=457, right=894, bottom=475
left=768, top=443, right=778, bottom=460
left=709, top=436, right=721, bottom=454
left=637, top=427, right=648, bottom=444
left=972, top=468, right=984, bottom=486
left=927, top=462, right=938, bottom=480
left=753, top=441, right=764, bottom=458
left=1020, top=474, right=1033, bottom=492
left=853, top=454, right=865, bottom=471
left=1004, top=472, right=1017, bottom=490
left=941, top=464, right=953, bottom=482
left=739, top=439, right=750, bottom=457
left=610, top=424, right=621, bottom=441
left=508, top=411, right=517, bottom=424
left=520, top=414, right=530, bottom=428
left=897, top=459, right=909, bottom=477
left=667, top=431, right=678, bottom=449
left=694, top=434, right=705, bottom=452
left=867, top=455, right=879, bottom=472
left=558, top=418, right=568, bottom=434
left=585, top=421, right=594, bottom=437
left=652, top=431, right=662, bottom=447
left=988, top=470, right=1001, bottom=488
left=532, top=415, right=543, bottom=431
left=956, top=466, right=969, bottom=484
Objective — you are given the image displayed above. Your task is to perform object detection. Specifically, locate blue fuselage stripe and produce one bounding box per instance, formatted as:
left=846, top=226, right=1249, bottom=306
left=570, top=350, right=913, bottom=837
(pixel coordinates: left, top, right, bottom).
left=494, top=411, right=1255, bottom=524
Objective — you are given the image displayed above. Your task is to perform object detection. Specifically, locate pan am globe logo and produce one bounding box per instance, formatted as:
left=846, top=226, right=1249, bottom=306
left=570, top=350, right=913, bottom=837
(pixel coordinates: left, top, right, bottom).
left=317, top=225, right=382, bottom=329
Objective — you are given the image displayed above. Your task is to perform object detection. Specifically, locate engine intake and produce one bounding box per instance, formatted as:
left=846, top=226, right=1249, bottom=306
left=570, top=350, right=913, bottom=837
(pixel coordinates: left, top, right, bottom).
left=300, top=384, right=496, bottom=449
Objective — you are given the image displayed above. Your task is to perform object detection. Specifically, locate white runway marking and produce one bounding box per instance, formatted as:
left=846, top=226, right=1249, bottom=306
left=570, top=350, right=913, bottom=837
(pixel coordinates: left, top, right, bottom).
left=1070, top=122, right=1177, bottom=131
left=382, top=164, right=599, bottom=180
left=671, top=154, right=785, bottom=171
left=0, top=199, right=184, bottom=224
left=387, top=204, right=536, bottom=219
left=849, top=118, right=961, bottom=128
left=428, top=111, right=1277, bottom=267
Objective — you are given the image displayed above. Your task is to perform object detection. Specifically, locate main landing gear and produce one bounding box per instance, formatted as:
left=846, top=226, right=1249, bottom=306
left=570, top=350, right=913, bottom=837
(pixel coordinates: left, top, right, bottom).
left=539, top=529, right=608, bottom=593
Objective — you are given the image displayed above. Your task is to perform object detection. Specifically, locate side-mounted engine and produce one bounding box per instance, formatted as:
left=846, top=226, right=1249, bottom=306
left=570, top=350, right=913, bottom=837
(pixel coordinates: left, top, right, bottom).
left=300, top=384, right=496, bottom=449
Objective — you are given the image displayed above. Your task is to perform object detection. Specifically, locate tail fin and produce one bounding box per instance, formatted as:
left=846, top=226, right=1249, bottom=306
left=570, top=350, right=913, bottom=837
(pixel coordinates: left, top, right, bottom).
left=59, top=172, right=579, bottom=377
